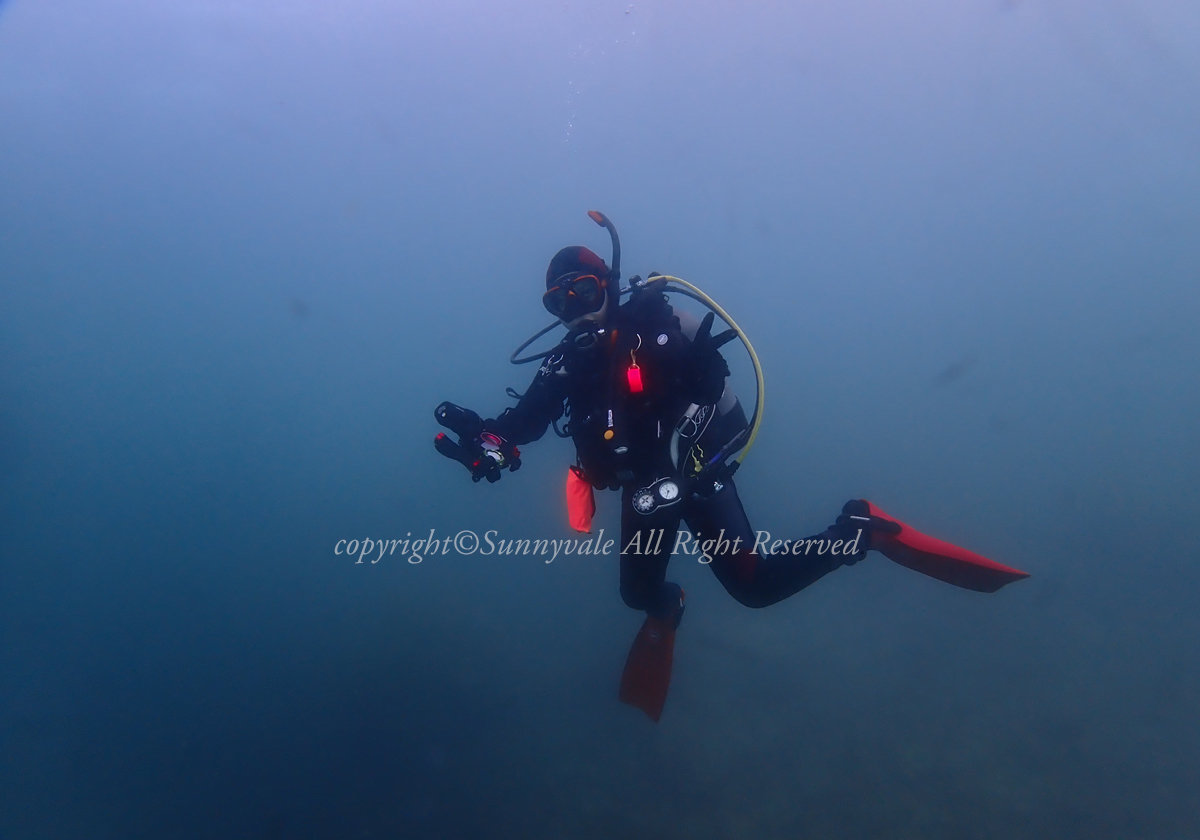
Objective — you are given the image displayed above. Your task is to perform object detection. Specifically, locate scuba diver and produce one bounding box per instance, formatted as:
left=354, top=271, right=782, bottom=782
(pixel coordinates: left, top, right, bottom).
left=434, top=211, right=1028, bottom=721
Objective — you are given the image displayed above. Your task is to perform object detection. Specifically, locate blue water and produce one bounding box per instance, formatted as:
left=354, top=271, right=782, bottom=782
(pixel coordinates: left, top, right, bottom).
left=2, top=1, right=1198, bottom=837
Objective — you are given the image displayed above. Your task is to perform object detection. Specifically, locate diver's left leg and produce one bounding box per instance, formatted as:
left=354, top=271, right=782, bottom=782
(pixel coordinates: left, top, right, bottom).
left=686, top=481, right=863, bottom=609
left=619, top=486, right=686, bottom=621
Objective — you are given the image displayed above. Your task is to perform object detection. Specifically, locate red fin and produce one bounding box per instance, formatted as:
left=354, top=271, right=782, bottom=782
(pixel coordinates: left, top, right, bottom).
left=618, top=616, right=676, bottom=722
left=865, top=501, right=1030, bottom=593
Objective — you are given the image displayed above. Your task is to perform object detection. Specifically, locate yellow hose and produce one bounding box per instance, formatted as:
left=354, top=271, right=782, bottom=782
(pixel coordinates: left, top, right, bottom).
left=649, top=275, right=765, bottom=464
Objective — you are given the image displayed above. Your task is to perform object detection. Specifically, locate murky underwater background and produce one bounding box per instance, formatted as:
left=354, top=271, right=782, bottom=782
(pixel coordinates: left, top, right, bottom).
left=1, top=0, right=1198, bottom=837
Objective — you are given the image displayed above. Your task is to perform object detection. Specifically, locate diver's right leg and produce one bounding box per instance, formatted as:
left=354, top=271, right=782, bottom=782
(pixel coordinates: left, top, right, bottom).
left=688, top=483, right=864, bottom=609
left=619, top=486, right=685, bottom=622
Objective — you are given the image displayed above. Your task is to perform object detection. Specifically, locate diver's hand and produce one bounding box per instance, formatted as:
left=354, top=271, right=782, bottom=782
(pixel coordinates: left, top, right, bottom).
left=433, top=402, right=522, bottom=483
left=682, top=311, right=737, bottom=405
left=434, top=432, right=520, bottom=483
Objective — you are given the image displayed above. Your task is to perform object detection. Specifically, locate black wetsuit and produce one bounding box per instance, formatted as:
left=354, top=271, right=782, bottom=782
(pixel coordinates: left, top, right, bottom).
left=488, top=287, right=849, bottom=619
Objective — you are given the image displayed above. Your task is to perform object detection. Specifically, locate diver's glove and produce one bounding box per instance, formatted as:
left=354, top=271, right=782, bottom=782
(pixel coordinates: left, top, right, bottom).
left=433, top=401, right=521, bottom=483
left=682, top=311, right=737, bottom=406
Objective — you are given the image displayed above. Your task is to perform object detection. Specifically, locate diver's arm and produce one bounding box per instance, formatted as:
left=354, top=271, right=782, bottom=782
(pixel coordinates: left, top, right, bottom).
left=485, top=362, right=566, bottom=446
left=434, top=354, right=566, bottom=481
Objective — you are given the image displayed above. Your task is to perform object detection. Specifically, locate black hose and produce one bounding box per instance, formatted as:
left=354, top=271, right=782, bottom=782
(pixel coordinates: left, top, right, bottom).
left=509, top=320, right=563, bottom=364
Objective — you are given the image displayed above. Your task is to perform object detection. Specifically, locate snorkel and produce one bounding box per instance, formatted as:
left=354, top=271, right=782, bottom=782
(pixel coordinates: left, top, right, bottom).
left=586, top=210, right=621, bottom=285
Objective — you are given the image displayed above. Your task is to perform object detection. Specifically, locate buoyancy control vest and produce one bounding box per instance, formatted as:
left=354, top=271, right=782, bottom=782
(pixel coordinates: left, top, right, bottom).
left=555, top=294, right=696, bottom=489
